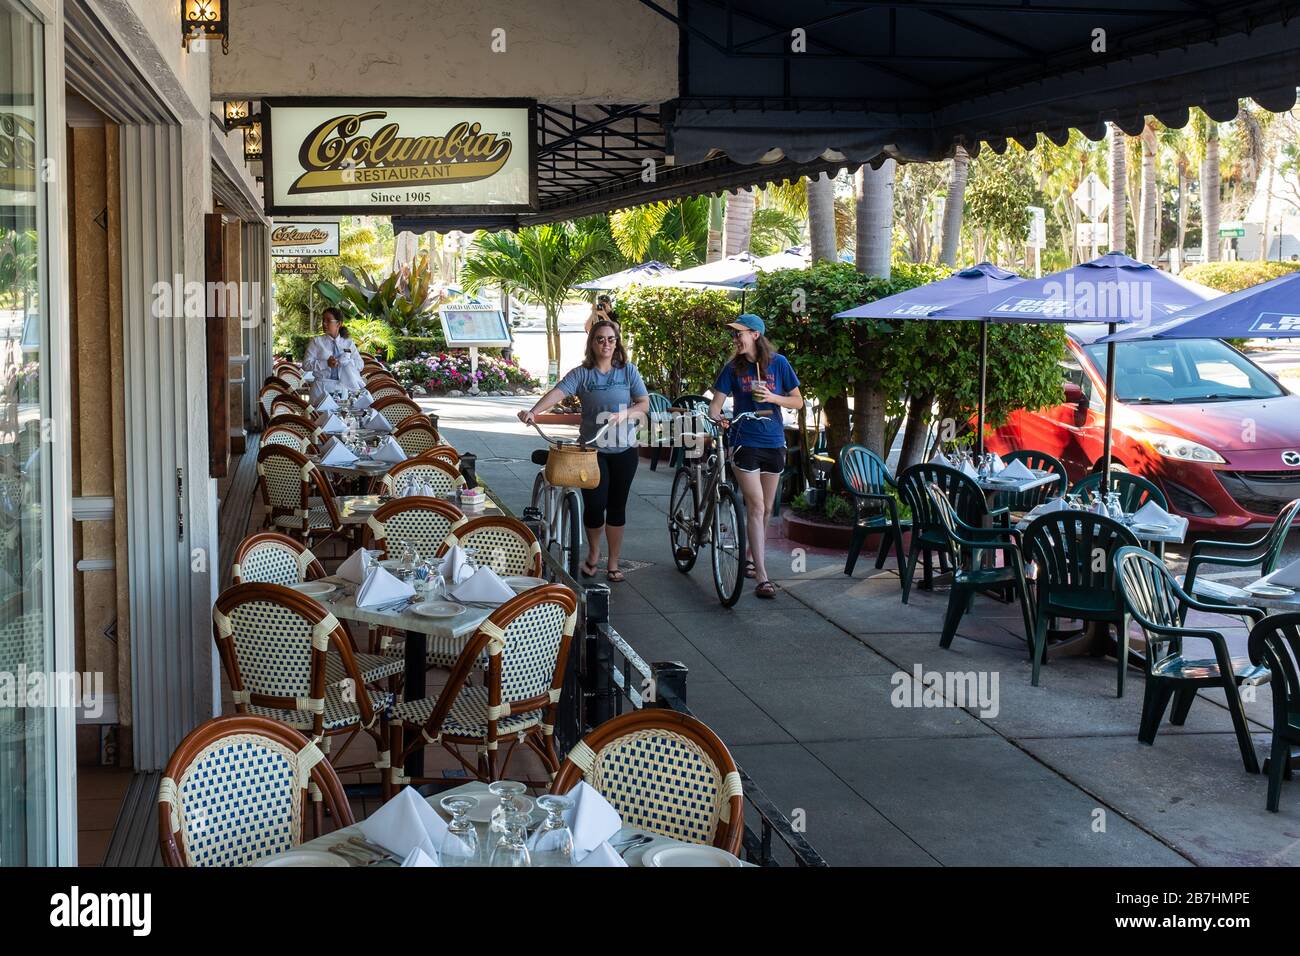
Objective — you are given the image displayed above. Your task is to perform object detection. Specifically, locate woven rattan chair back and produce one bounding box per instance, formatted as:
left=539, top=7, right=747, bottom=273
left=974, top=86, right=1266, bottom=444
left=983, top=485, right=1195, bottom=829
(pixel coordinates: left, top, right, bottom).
left=366, top=497, right=467, bottom=558
left=373, top=396, right=422, bottom=428
left=158, top=715, right=354, bottom=867
left=260, top=425, right=311, bottom=455
left=369, top=383, right=407, bottom=403
left=439, top=515, right=543, bottom=577
left=276, top=365, right=305, bottom=390
left=256, top=444, right=341, bottom=539
left=233, top=532, right=326, bottom=586
left=381, top=454, right=465, bottom=497
left=394, top=420, right=443, bottom=457
left=266, top=413, right=322, bottom=446
left=552, top=710, right=744, bottom=854
left=259, top=382, right=293, bottom=425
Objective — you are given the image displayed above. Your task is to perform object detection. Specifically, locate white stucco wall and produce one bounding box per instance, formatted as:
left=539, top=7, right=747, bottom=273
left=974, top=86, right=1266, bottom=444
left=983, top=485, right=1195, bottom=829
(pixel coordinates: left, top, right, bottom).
left=210, top=0, right=678, bottom=103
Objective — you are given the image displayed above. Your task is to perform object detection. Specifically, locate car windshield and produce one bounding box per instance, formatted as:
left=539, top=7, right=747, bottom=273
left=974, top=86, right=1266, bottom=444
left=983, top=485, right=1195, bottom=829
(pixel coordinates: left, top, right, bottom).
left=1083, top=338, right=1285, bottom=404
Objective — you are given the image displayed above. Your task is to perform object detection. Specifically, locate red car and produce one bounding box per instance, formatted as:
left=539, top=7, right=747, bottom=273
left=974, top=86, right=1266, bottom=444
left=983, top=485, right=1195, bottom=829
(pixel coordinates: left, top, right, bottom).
left=985, top=326, right=1300, bottom=533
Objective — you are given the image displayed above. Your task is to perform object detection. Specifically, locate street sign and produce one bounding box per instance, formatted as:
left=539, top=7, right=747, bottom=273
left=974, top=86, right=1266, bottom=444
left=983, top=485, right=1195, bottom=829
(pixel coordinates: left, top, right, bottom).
left=1075, top=222, right=1110, bottom=248
left=1027, top=206, right=1046, bottom=249
left=1072, top=172, right=1111, bottom=223
left=1219, top=221, right=1246, bottom=238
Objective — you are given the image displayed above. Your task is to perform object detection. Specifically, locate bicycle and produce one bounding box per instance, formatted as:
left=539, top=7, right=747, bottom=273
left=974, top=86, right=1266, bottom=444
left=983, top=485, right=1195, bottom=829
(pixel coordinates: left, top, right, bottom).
left=523, top=419, right=614, bottom=580
left=666, top=409, right=771, bottom=607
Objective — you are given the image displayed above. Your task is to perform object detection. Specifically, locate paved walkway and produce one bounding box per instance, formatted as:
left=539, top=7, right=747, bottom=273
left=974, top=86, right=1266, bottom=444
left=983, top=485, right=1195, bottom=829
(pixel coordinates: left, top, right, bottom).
left=433, top=394, right=1298, bottom=867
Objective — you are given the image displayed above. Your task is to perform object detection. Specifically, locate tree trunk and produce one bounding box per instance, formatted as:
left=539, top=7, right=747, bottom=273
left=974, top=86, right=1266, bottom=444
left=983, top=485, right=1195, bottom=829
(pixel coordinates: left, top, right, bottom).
left=706, top=195, right=724, bottom=263
left=1137, top=123, right=1159, bottom=262
left=855, top=161, right=895, bottom=279
left=823, top=394, right=852, bottom=473
left=1202, top=126, right=1221, bottom=263
left=938, top=146, right=968, bottom=267
left=897, top=390, right=935, bottom=470
left=1109, top=123, right=1126, bottom=256
left=545, top=304, right=560, bottom=385
left=1176, top=160, right=1189, bottom=271
left=721, top=188, right=755, bottom=256
left=806, top=173, right=838, bottom=262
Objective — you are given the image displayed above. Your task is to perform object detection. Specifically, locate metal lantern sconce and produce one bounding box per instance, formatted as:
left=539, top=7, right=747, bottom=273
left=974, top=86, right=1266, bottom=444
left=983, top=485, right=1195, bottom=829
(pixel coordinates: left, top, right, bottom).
left=223, top=100, right=252, bottom=131
left=182, top=1, right=229, bottom=54
left=243, top=122, right=262, bottom=162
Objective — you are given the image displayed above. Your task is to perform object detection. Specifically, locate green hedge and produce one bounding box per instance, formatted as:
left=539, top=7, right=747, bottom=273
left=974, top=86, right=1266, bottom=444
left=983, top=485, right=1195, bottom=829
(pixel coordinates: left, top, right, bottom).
left=279, top=331, right=453, bottom=362
left=1181, top=260, right=1300, bottom=293
left=616, top=286, right=739, bottom=396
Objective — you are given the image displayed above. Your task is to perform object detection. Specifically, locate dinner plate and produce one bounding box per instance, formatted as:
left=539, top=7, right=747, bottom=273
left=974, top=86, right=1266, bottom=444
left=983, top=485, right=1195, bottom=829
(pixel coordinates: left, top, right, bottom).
left=349, top=500, right=382, bottom=513
left=1132, top=523, right=1171, bottom=534
left=253, top=849, right=348, bottom=868
left=410, top=601, right=466, bottom=618
left=1247, top=583, right=1294, bottom=597
left=289, top=581, right=336, bottom=598
left=505, top=575, right=547, bottom=592
left=467, top=795, right=534, bottom=824
left=622, top=835, right=679, bottom=867
left=647, top=844, right=742, bottom=868
left=357, top=460, right=391, bottom=471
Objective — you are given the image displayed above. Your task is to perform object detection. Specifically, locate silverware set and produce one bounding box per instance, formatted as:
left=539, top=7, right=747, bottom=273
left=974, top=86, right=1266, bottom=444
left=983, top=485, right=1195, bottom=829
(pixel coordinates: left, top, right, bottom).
left=325, top=835, right=401, bottom=867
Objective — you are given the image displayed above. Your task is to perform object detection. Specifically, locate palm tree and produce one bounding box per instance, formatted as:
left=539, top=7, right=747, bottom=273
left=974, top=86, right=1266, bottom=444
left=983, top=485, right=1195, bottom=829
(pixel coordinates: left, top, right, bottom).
left=1188, top=109, right=1223, bottom=263
left=938, top=145, right=969, bottom=267
left=1157, top=123, right=1193, bottom=269
left=606, top=199, right=709, bottom=269
left=721, top=188, right=755, bottom=256
left=461, top=223, right=611, bottom=384
left=806, top=172, right=838, bottom=262
left=1109, top=123, right=1127, bottom=256
left=1137, top=120, right=1160, bottom=262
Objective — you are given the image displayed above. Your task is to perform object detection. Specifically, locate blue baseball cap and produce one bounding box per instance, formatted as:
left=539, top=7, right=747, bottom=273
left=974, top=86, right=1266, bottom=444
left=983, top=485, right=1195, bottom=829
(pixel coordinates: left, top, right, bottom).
left=727, top=313, right=766, bottom=335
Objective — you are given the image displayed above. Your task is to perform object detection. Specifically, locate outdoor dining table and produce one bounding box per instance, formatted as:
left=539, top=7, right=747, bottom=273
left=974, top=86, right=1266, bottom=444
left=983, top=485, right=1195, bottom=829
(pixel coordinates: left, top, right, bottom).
left=1013, top=508, right=1189, bottom=546
left=975, top=469, right=1060, bottom=502
left=334, top=493, right=500, bottom=525
left=1199, top=570, right=1300, bottom=613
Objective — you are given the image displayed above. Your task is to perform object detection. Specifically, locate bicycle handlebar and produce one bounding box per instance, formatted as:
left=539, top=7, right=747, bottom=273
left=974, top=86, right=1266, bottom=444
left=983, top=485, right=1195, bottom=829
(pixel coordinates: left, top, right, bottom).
left=528, top=419, right=615, bottom=448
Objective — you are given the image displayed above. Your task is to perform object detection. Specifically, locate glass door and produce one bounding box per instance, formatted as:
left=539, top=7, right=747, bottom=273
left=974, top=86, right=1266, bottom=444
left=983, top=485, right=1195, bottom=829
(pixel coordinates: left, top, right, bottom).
left=0, top=0, right=55, bottom=866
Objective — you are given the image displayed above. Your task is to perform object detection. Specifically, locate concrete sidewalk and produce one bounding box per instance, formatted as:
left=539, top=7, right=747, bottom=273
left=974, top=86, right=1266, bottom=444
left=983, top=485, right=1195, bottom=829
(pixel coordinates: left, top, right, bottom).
left=434, top=394, right=1298, bottom=867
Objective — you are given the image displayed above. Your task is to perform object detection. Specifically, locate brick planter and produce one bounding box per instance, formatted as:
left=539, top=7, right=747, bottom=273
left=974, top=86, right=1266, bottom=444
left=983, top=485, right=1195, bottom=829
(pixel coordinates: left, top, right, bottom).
left=781, top=513, right=911, bottom=553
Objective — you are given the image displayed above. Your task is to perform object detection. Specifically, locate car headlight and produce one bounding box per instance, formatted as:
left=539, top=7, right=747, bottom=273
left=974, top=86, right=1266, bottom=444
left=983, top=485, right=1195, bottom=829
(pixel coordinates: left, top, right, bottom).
left=1139, top=431, right=1226, bottom=464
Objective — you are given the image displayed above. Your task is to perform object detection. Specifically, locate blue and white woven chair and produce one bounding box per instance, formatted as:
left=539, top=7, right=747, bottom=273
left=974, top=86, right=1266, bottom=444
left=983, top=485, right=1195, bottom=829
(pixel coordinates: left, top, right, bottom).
left=437, top=515, right=543, bottom=578
left=266, top=412, right=324, bottom=448
left=551, top=710, right=744, bottom=855
left=393, top=419, right=443, bottom=458
left=232, top=532, right=402, bottom=684
left=366, top=497, right=466, bottom=560
left=213, top=582, right=393, bottom=789
left=372, top=396, right=423, bottom=429
left=380, top=454, right=465, bottom=498
left=158, top=715, right=354, bottom=867
left=275, top=365, right=305, bottom=391
left=260, top=425, right=313, bottom=455
left=258, top=381, right=294, bottom=427
left=389, top=584, right=578, bottom=788
left=256, top=444, right=344, bottom=546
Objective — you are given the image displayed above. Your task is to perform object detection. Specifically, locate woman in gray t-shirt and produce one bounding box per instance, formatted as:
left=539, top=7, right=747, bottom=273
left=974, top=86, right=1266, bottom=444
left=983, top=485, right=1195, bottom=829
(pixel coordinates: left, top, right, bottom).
left=519, top=319, right=649, bottom=582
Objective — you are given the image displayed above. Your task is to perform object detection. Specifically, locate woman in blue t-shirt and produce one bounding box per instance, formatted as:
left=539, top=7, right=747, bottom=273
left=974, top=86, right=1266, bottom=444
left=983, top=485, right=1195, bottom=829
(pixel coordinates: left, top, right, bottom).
left=519, top=319, right=649, bottom=582
left=707, top=313, right=802, bottom=599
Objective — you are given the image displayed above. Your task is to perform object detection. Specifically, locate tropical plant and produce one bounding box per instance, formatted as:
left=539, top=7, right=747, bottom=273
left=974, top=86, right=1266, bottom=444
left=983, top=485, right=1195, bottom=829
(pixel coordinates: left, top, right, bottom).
left=937, top=145, right=969, bottom=267
left=615, top=285, right=738, bottom=395
left=461, top=223, right=611, bottom=384
left=0, top=227, right=39, bottom=310
left=314, top=249, right=439, bottom=336
left=338, top=317, right=398, bottom=360
left=963, top=144, right=1036, bottom=264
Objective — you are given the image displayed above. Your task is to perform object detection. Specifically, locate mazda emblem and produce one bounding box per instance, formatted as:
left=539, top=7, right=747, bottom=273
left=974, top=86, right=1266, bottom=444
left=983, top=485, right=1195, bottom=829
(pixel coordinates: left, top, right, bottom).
left=1283, top=451, right=1300, bottom=467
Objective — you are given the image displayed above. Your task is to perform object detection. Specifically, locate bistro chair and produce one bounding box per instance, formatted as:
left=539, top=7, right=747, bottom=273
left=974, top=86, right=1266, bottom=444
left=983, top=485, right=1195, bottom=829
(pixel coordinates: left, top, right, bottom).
left=366, top=497, right=467, bottom=560
left=258, top=381, right=294, bottom=427
left=645, top=392, right=672, bottom=471
left=276, top=365, right=305, bottom=391
left=991, top=448, right=1066, bottom=518
left=271, top=394, right=314, bottom=421
left=552, top=709, right=745, bottom=855
left=1247, top=613, right=1300, bottom=811
left=256, top=444, right=344, bottom=548
left=897, top=462, right=1005, bottom=603
left=394, top=419, right=444, bottom=458
left=260, top=425, right=313, bottom=455
left=364, top=374, right=404, bottom=394
left=439, top=515, right=544, bottom=577
left=158, top=715, right=355, bottom=867
left=266, top=412, right=324, bottom=448
left=381, top=454, right=465, bottom=498
left=389, top=584, right=577, bottom=786
left=372, top=396, right=423, bottom=429
left=1184, top=498, right=1300, bottom=607
left=1022, top=511, right=1138, bottom=693
left=1069, top=471, right=1167, bottom=512
left=840, top=444, right=910, bottom=579
left=212, top=583, right=394, bottom=783
left=231, top=532, right=403, bottom=685
left=369, top=383, right=407, bottom=403
left=925, top=483, right=1035, bottom=656
left=1116, top=546, right=1266, bottom=773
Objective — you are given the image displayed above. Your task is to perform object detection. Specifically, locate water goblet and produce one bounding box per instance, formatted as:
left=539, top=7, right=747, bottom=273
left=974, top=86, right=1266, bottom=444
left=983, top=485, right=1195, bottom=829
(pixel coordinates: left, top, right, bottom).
left=528, top=794, right=575, bottom=867
left=488, top=780, right=528, bottom=842
left=438, top=795, right=479, bottom=867
left=489, top=811, right=532, bottom=868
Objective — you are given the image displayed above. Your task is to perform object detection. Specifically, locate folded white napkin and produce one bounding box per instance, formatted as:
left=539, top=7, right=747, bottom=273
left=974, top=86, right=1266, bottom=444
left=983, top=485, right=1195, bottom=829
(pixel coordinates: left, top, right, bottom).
left=357, top=787, right=447, bottom=861
left=353, top=389, right=374, bottom=411
left=400, top=847, right=440, bottom=868
left=960, top=459, right=979, bottom=479
left=990, top=452, right=1005, bottom=471
left=337, top=548, right=378, bottom=584
left=1132, top=499, right=1175, bottom=527
left=929, top=450, right=952, bottom=467
left=363, top=409, right=394, bottom=433
left=373, top=436, right=407, bottom=464
left=319, top=412, right=347, bottom=435
left=439, top=545, right=475, bottom=585
left=318, top=437, right=358, bottom=466
left=997, top=458, right=1035, bottom=481
left=315, top=394, right=339, bottom=413
left=450, top=565, right=515, bottom=604
left=1029, top=497, right=1069, bottom=518
left=575, top=841, right=629, bottom=868
left=561, top=781, right=623, bottom=864
left=1270, top=558, right=1300, bottom=589
left=355, top=565, right=416, bottom=608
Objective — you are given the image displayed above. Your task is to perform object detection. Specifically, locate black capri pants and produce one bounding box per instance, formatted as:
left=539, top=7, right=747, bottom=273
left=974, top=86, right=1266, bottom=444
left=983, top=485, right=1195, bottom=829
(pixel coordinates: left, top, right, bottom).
left=582, top=448, right=639, bottom=528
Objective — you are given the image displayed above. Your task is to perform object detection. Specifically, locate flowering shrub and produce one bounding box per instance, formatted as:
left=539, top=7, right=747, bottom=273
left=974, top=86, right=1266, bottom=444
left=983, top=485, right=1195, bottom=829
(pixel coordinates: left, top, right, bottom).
left=393, top=352, right=540, bottom=394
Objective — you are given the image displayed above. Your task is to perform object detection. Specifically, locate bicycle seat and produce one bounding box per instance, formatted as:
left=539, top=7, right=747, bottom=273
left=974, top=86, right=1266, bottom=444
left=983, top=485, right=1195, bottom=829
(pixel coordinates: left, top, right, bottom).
left=531, top=449, right=550, bottom=466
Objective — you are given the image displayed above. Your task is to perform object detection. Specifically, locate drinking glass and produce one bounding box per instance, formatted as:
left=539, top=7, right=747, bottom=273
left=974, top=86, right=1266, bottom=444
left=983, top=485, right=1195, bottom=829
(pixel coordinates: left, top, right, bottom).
left=488, top=780, right=528, bottom=842
left=489, top=811, right=532, bottom=868
left=439, top=796, right=479, bottom=867
left=529, top=794, right=575, bottom=867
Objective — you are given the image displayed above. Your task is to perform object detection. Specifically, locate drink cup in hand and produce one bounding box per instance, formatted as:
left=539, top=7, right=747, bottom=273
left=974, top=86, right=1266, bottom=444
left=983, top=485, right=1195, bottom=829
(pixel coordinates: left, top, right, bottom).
left=751, top=380, right=769, bottom=402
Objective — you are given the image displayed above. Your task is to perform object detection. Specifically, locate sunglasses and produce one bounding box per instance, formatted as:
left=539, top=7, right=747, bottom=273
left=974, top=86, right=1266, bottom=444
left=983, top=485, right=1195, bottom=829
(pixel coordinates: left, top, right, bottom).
left=593, top=336, right=617, bottom=344
left=730, top=329, right=752, bottom=339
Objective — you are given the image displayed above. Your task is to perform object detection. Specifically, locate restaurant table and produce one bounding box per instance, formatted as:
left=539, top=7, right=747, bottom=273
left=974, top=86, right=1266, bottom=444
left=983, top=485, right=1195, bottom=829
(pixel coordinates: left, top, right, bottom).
left=334, top=494, right=500, bottom=526
left=975, top=469, right=1060, bottom=502
left=1014, top=509, right=1189, bottom=546
left=295, top=780, right=753, bottom=867
left=1201, top=571, right=1300, bottom=613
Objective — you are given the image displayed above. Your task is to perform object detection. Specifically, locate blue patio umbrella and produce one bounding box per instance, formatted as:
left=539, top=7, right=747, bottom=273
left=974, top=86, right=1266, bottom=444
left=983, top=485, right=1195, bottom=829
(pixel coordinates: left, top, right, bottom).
left=834, top=262, right=1026, bottom=457
left=1098, top=268, right=1300, bottom=341
left=935, top=253, right=1219, bottom=479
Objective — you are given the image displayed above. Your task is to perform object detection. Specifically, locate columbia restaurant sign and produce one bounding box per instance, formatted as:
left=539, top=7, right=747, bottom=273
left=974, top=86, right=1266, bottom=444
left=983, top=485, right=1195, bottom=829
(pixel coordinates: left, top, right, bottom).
left=271, top=221, right=340, bottom=257
left=263, top=99, right=536, bottom=215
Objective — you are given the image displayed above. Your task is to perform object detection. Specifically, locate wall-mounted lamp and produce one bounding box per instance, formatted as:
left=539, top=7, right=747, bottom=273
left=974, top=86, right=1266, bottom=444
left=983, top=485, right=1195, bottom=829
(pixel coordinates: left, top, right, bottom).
left=182, top=1, right=229, bottom=55
left=242, top=121, right=262, bottom=161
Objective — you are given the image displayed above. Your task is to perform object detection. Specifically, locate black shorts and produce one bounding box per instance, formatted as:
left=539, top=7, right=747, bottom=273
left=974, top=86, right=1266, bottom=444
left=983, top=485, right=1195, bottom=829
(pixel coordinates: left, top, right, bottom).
left=733, top=446, right=786, bottom=475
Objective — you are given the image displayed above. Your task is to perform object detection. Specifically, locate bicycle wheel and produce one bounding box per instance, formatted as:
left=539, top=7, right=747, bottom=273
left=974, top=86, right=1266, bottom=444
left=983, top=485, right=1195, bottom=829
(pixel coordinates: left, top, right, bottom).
left=668, top=468, right=699, bottom=573
left=529, top=472, right=551, bottom=550
left=559, top=490, right=582, bottom=580
left=711, top=484, right=747, bottom=607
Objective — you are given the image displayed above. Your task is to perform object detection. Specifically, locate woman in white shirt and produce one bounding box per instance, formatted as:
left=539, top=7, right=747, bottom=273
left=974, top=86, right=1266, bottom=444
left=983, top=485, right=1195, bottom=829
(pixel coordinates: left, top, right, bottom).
left=304, top=308, right=364, bottom=401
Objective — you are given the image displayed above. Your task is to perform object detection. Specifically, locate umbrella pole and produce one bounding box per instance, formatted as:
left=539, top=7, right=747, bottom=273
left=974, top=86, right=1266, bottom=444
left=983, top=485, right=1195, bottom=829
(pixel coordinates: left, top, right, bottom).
left=1102, top=322, right=1117, bottom=488
left=976, top=320, right=988, bottom=457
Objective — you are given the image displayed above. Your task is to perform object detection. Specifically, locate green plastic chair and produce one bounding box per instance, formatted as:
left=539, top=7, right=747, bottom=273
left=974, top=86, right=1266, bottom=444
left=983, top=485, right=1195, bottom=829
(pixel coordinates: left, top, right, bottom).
left=1069, top=471, right=1167, bottom=511
left=1184, top=498, right=1300, bottom=605
left=1116, top=546, right=1266, bottom=773
left=925, top=483, right=1035, bottom=653
left=839, top=444, right=911, bottom=578
left=1247, top=612, right=1300, bottom=810
left=897, top=463, right=1007, bottom=604
left=645, top=392, right=673, bottom=471
left=992, top=449, right=1067, bottom=516
left=1021, top=511, right=1139, bottom=693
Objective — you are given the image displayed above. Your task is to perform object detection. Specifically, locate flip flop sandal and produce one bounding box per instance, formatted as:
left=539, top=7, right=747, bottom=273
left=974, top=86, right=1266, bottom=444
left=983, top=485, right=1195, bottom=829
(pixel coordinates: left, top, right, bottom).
left=606, top=569, right=626, bottom=583
left=580, top=560, right=599, bottom=578
left=755, top=580, right=777, bottom=599
left=743, top=560, right=757, bottom=579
